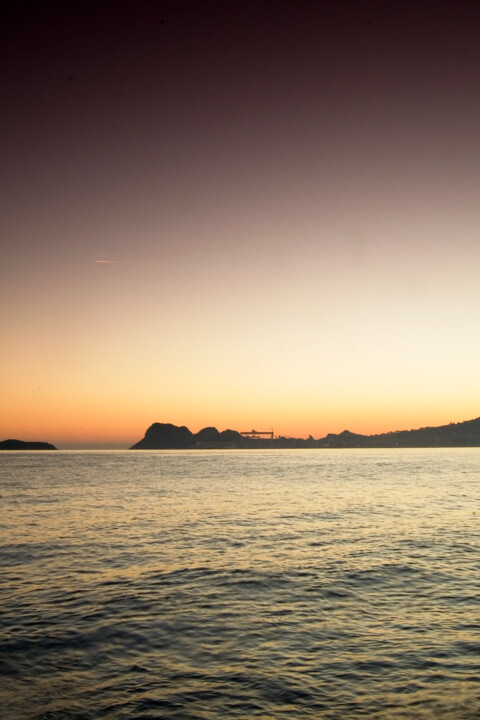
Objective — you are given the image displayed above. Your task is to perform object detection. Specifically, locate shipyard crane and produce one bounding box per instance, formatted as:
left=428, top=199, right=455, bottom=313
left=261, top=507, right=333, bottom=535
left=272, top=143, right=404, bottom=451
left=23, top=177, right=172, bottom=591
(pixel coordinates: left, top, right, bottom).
left=240, top=429, right=274, bottom=440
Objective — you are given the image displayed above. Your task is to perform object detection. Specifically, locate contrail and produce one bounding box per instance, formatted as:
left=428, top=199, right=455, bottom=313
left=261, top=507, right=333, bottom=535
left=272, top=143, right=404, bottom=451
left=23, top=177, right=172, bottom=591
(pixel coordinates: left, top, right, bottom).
left=95, top=260, right=120, bottom=263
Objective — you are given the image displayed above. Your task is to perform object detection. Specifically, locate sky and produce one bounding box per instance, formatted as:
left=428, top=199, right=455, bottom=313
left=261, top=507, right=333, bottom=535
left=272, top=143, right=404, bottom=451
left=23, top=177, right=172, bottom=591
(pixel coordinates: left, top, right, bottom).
left=1, top=0, right=480, bottom=448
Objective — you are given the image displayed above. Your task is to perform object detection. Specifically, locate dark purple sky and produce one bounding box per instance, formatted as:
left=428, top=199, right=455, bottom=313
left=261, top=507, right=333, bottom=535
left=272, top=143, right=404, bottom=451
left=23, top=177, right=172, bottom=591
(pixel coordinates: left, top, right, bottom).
left=2, top=1, right=480, bottom=444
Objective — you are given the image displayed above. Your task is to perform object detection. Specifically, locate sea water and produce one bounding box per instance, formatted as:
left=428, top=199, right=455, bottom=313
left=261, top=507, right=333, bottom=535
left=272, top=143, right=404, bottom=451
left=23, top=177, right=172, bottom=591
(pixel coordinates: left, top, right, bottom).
left=1, top=449, right=479, bottom=719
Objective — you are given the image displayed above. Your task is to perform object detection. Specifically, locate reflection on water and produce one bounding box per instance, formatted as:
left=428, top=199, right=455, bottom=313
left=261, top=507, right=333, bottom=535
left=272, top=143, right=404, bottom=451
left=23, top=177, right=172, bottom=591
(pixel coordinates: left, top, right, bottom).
left=1, top=449, right=480, bottom=719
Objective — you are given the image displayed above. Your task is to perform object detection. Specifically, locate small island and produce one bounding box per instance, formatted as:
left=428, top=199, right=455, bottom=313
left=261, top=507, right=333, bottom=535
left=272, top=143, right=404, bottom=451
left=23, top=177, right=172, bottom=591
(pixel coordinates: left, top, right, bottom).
left=0, top=439, right=57, bottom=450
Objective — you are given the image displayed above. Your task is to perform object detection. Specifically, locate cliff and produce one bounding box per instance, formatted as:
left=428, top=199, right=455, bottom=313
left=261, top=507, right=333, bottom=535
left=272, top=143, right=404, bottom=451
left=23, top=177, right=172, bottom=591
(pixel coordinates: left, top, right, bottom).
left=0, top=439, right=57, bottom=450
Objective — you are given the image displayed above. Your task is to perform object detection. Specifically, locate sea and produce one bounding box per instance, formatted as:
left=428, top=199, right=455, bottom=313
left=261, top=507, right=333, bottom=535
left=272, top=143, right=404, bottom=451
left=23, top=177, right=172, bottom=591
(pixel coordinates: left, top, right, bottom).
left=1, top=449, right=479, bottom=720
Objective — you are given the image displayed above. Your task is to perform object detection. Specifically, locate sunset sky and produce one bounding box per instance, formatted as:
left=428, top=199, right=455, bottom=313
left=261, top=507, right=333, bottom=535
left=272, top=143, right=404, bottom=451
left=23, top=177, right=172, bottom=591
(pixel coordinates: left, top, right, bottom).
left=2, top=1, right=480, bottom=448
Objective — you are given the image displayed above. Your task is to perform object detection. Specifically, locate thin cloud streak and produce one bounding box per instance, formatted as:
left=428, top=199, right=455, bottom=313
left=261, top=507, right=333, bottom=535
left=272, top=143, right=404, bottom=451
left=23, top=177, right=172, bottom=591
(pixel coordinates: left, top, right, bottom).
left=95, top=260, right=120, bottom=264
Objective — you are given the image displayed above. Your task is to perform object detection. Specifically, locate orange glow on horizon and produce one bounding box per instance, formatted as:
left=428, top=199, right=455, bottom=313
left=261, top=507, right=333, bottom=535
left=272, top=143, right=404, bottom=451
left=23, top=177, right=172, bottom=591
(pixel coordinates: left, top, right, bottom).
left=2, top=3, right=480, bottom=448
left=2, top=376, right=478, bottom=449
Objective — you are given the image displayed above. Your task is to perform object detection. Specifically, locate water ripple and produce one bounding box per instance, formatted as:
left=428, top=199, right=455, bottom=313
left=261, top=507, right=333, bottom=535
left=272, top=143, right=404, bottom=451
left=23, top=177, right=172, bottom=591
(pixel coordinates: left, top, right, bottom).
left=1, top=449, right=480, bottom=719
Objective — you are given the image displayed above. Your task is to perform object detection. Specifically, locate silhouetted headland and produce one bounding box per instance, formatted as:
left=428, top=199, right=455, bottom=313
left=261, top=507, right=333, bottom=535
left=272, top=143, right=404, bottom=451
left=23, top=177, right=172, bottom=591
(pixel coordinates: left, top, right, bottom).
left=130, top=417, right=480, bottom=449
left=0, top=439, right=57, bottom=450
left=130, top=423, right=244, bottom=449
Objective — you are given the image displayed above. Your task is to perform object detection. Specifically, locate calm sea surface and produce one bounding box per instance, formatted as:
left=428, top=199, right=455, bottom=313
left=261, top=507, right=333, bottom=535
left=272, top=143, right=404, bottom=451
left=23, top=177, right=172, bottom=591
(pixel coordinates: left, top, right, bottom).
left=1, top=449, right=479, bottom=719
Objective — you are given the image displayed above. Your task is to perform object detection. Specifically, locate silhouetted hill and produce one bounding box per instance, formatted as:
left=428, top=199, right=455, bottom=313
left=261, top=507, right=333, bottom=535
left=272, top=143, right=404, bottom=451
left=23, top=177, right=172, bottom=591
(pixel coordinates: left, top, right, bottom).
left=195, top=427, right=223, bottom=442
left=131, top=423, right=194, bottom=449
left=0, top=439, right=57, bottom=450
left=130, top=423, right=245, bottom=449
left=219, top=429, right=244, bottom=443
left=318, top=430, right=368, bottom=447
left=194, top=427, right=244, bottom=448
left=317, top=417, right=480, bottom=447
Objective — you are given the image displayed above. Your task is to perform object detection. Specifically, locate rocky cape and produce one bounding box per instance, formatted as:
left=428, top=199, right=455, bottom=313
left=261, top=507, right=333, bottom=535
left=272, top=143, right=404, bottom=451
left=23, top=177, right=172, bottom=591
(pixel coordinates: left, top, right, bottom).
left=130, top=424, right=244, bottom=449
left=0, top=439, right=57, bottom=450
left=130, top=417, right=480, bottom=449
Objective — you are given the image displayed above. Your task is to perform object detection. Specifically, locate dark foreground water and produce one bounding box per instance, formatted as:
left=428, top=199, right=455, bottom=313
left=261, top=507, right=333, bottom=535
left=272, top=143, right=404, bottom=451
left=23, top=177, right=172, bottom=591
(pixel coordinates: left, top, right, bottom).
left=1, top=449, right=480, bottom=719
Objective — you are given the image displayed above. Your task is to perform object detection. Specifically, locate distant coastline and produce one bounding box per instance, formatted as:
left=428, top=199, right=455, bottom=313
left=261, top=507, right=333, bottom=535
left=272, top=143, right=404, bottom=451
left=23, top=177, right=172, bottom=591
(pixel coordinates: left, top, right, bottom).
left=3, top=416, right=480, bottom=451
left=130, top=417, right=480, bottom=450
